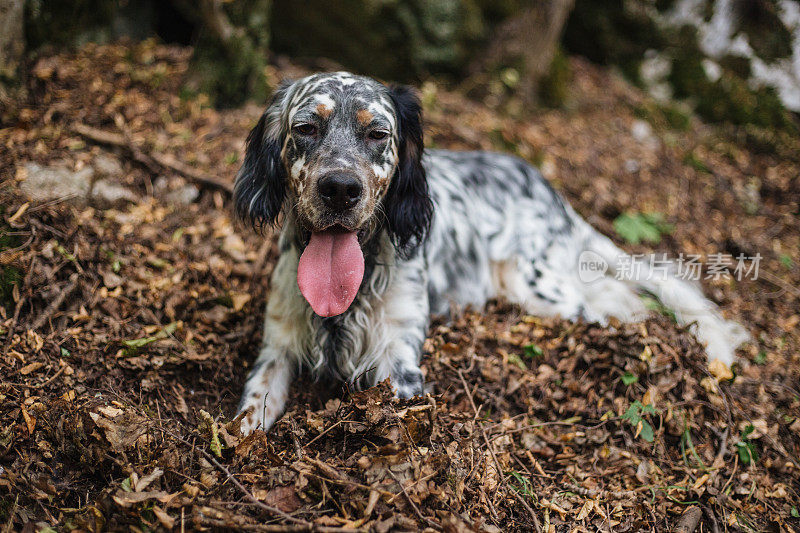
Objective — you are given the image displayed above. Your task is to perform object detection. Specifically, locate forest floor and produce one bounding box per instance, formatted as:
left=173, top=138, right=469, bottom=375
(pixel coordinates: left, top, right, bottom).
left=1, top=41, right=799, bottom=532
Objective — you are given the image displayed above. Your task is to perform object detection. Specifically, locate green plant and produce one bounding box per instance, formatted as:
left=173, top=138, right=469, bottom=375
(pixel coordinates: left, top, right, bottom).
left=613, top=212, right=674, bottom=245
left=120, top=322, right=178, bottom=356
left=523, top=344, right=543, bottom=359
left=508, top=471, right=534, bottom=497
left=621, top=372, right=638, bottom=386
left=622, top=400, right=657, bottom=442
left=684, top=151, right=712, bottom=173
left=735, top=424, right=759, bottom=465
left=640, top=294, right=678, bottom=322
left=680, top=422, right=708, bottom=471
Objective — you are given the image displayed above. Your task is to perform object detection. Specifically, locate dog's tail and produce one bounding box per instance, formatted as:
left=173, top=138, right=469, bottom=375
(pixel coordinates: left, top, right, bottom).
left=576, top=219, right=750, bottom=365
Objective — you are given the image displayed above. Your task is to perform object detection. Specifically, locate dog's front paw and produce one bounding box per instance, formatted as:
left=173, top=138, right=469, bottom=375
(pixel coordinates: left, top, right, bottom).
left=392, top=366, right=425, bottom=399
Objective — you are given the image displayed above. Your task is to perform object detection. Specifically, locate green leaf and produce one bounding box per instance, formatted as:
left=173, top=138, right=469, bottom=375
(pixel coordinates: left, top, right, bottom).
left=623, top=401, right=657, bottom=442
left=60, top=347, right=71, bottom=358
left=621, top=372, right=639, bottom=385
left=523, top=344, right=543, bottom=359
left=736, top=442, right=753, bottom=464
left=224, top=151, right=240, bottom=165
left=640, top=294, right=678, bottom=322
left=121, top=322, right=178, bottom=356
left=622, top=401, right=643, bottom=423
left=121, top=476, right=132, bottom=492
left=613, top=212, right=673, bottom=245
left=754, top=351, right=767, bottom=365
left=639, top=421, right=655, bottom=442
left=56, top=244, right=76, bottom=262
left=791, top=506, right=799, bottom=518
left=779, top=254, right=794, bottom=269
left=507, top=353, right=527, bottom=370
left=684, top=151, right=712, bottom=173
left=198, top=409, right=224, bottom=458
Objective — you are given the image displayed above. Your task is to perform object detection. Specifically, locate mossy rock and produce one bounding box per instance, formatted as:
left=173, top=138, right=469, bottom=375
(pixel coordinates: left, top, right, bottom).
left=565, top=0, right=800, bottom=135
left=669, top=41, right=797, bottom=133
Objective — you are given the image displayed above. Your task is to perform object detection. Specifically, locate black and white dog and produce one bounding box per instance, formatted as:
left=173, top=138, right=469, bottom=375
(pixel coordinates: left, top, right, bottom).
left=233, top=72, right=749, bottom=434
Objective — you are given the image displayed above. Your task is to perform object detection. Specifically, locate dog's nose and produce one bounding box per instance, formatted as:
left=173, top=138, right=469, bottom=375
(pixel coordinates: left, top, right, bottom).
left=318, top=173, right=363, bottom=211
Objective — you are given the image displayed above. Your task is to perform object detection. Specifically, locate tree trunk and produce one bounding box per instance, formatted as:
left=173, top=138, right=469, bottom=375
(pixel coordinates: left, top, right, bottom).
left=472, top=0, right=575, bottom=104
left=173, top=0, right=272, bottom=107
left=0, top=0, right=25, bottom=113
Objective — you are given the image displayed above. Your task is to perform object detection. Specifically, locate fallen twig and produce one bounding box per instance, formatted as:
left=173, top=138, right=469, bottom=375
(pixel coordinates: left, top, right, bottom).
left=457, top=370, right=542, bottom=533
left=672, top=505, right=702, bottom=533
left=162, top=429, right=358, bottom=532
left=386, top=470, right=440, bottom=531
left=31, top=272, right=79, bottom=331
left=72, top=123, right=233, bottom=194
left=2, top=257, right=36, bottom=355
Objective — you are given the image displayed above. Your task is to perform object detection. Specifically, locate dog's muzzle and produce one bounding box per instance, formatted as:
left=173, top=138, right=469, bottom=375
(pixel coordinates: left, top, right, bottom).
left=318, top=172, right=363, bottom=213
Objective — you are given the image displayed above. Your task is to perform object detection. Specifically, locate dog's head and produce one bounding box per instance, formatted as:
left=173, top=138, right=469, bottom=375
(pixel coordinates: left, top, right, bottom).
left=234, top=72, right=432, bottom=316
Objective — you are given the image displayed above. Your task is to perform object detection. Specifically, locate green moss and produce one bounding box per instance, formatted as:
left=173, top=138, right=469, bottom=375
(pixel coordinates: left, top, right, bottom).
left=25, top=0, right=118, bottom=49
left=184, top=0, right=272, bottom=107
left=270, top=0, right=488, bottom=81
left=740, top=124, right=800, bottom=160
left=568, top=1, right=799, bottom=136
left=718, top=55, right=751, bottom=78
left=634, top=101, right=691, bottom=132
left=0, top=222, right=21, bottom=311
left=666, top=29, right=798, bottom=134
left=538, top=46, right=571, bottom=108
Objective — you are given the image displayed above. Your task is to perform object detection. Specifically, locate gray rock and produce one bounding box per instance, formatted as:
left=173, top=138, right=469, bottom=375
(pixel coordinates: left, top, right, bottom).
left=19, top=159, right=138, bottom=204
left=20, top=162, right=93, bottom=201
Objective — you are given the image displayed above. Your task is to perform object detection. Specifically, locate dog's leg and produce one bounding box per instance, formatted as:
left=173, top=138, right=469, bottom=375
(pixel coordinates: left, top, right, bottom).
left=388, top=333, right=427, bottom=398
left=237, top=244, right=307, bottom=435
left=237, top=348, right=294, bottom=434
left=384, top=261, right=429, bottom=399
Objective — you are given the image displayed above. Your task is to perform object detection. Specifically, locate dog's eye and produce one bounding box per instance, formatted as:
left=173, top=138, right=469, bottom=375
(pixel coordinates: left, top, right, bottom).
left=293, top=124, right=317, bottom=136
left=368, top=130, right=389, bottom=141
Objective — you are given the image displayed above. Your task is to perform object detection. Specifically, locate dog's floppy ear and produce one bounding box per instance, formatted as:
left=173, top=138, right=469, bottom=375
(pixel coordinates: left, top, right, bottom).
left=233, top=80, right=293, bottom=228
left=384, top=84, right=433, bottom=257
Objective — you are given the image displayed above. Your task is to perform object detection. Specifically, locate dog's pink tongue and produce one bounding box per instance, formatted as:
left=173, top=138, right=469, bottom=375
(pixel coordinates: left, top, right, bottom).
left=297, top=230, right=364, bottom=317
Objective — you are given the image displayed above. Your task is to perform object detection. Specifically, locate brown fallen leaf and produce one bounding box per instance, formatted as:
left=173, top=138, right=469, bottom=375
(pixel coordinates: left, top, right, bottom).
left=19, top=362, right=44, bottom=375
left=112, top=490, right=170, bottom=508
left=89, top=411, right=148, bottom=451
left=261, top=486, right=302, bottom=513
left=152, top=505, right=175, bottom=529
left=21, top=406, right=36, bottom=434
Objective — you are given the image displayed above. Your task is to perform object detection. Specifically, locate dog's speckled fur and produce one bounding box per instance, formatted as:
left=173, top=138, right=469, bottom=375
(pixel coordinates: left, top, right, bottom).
left=233, top=72, right=749, bottom=434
